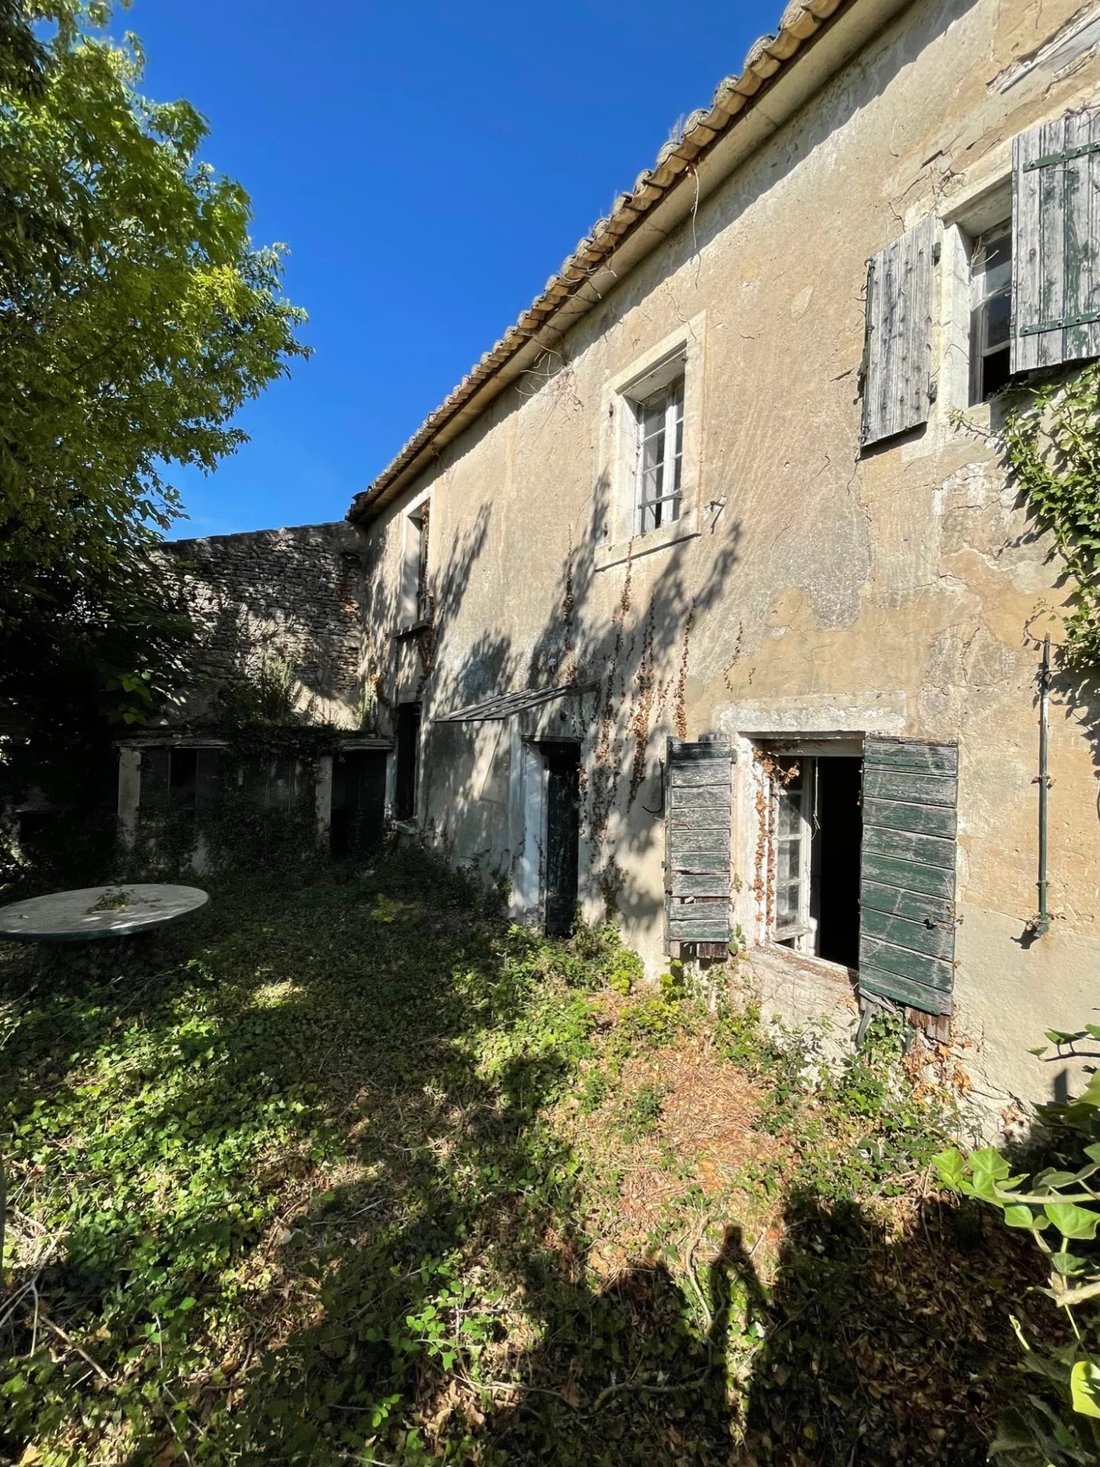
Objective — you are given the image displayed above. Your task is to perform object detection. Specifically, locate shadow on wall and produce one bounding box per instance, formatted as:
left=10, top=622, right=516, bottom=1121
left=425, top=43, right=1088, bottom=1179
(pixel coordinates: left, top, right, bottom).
left=364, top=467, right=743, bottom=934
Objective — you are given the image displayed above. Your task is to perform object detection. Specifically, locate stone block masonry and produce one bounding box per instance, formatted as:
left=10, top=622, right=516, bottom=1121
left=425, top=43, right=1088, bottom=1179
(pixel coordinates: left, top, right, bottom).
left=157, top=522, right=369, bottom=727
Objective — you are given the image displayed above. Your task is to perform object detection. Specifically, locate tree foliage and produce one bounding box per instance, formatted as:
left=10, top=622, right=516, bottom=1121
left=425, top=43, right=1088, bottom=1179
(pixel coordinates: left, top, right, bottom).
left=0, top=0, right=308, bottom=736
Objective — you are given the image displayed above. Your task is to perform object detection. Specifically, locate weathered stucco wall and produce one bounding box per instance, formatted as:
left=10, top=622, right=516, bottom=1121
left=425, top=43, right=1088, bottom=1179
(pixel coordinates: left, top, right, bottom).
left=159, top=522, right=369, bottom=728
left=354, top=0, right=1100, bottom=1109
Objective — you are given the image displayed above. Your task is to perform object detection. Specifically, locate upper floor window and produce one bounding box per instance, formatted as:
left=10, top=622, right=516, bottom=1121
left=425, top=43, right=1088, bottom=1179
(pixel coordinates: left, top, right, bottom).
left=635, top=375, right=684, bottom=534
left=969, top=222, right=1012, bottom=404
left=595, top=317, right=704, bottom=571
left=402, top=499, right=431, bottom=628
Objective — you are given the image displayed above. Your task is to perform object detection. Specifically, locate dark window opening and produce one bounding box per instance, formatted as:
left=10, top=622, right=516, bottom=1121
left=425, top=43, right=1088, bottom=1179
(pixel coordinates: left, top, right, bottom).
left=970, top=222, right=1012, bottom=404
left=141, top=746, right=221, bottom=820
left=170, top=748, right=198, bottom=816
left=331, top=749, right=388, bottom=856
left=770, top=752, right=862, bottom=970
left=542, top=742, right=580, bottom=938
left=394, top=704, right=421, bottom=822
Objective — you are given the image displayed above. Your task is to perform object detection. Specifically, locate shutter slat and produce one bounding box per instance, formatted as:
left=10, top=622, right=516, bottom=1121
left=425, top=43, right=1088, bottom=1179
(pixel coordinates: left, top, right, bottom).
left=1039, top=117, right=1068, bottom=369
left=861, top=796, right=956, bottom=839
left=858, top=736, right=958, bottom=1018
left=862, top=824, right=955, bottom=869
left=1013, top=105, right=1100, bottom=372
left=670, top=784, right=729, bottom=808
left=861, top=879, right=954, bottom=925
left=1013, top=122, right=1044, bottom=374
left=1065, top=107, right=1100, bottom=363
left=665, top=738, right=734, bottom=947
left=861, top=217, right=934, bottom=447
left=862, top=767, right=957, bottom=806
left=862, top=851, right=955, bottom=900
left=860, top=964, right=953, bottom=1016
left=861, top=906, right=954, bottom=961
left=668, top=872, right=730, bottom=898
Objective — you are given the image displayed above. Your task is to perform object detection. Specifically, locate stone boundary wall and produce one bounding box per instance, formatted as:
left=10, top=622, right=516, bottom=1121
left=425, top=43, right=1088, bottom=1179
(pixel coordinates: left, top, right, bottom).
left=157, top=522, right=368, bottom=726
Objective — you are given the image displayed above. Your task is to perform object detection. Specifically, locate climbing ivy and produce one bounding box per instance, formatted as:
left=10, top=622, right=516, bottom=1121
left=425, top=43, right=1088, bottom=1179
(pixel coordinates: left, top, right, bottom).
left=998, top=361, right=1100, bottom=668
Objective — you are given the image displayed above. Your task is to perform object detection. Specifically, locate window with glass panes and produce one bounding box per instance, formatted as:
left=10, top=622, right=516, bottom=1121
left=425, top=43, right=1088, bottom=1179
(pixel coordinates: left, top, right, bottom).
left=635, top=376, right=684, bottom=534
left=774, top=762, right=813, bottom=944
left=969, top=223, right=1012, bottom=403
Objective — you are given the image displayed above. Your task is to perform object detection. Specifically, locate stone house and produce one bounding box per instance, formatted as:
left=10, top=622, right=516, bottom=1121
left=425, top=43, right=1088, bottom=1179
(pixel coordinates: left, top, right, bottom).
left=122, top=0, right=1100, bottom=1109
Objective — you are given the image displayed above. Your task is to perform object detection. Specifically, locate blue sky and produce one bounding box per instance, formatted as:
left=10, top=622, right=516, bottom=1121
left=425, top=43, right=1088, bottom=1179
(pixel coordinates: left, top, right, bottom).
left=127, top=1, right=778, bottom=538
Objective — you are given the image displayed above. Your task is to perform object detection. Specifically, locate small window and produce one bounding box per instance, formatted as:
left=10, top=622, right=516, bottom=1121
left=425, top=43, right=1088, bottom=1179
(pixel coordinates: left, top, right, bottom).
left=635, top=375, right=684, bottom=535
left=412, top=503, right=431, bottom=623
left=969, top=222, right=1012, bottom=403
left=394, top=703, right=421, bottom=823
left=403, top=501, right=431, bottom=627
left=140, top=746, right=221, bottom=820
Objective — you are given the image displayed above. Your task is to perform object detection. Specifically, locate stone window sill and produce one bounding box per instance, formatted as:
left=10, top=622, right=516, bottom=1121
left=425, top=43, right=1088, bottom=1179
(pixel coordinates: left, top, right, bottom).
left=594, top=516, right=699, bottom=572
left=393, top=620, right=432, bottom=641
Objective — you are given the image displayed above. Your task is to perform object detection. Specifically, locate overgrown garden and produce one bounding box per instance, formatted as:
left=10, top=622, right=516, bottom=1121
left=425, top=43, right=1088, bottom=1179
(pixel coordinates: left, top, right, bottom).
left=0, top=847, right=1063, bottom=1465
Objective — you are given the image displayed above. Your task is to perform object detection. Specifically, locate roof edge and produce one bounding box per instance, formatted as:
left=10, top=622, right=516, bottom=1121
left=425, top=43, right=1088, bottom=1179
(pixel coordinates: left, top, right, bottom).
left=349, top=0, right=879, bottom=526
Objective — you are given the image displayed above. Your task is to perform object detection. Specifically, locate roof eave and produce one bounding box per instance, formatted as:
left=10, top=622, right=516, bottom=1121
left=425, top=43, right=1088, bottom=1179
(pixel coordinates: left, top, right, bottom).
left=348, top=0, right=914, bottom=526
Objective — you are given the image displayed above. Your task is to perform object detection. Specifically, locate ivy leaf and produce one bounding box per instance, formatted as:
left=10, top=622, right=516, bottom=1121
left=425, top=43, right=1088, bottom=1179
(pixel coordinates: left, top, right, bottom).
left=933, top=1148, right=967, bottom=1192
left=1004, top=1205, right=1041, bottom=1230
left=1051, top=1252, right=1087, bottom=1276
left=1070, top=1359, right=1100, bottom=1419
left=1044, top=1202, right=1100, bottom=1240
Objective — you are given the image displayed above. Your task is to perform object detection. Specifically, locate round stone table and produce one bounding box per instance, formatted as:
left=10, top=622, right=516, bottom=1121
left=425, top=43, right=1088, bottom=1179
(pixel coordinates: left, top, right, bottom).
left=0, top=884, right=209, bottom=945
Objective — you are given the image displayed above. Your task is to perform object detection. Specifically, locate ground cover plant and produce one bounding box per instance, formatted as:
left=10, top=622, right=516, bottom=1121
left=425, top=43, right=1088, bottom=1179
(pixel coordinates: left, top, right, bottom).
left=0, top=849, right=1051, bottom=1464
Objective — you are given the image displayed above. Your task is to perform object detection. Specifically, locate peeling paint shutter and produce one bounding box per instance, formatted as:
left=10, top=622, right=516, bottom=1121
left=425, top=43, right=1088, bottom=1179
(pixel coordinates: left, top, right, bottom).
left=860, top=216, right=935, bottom=447
left=665, top=738, right=734, bottom=958
left=140, top=747, right=170, bottom=816
left=1012, top=106, right=1100, bottom=374
left=858, top=737, right=958, bottom=1017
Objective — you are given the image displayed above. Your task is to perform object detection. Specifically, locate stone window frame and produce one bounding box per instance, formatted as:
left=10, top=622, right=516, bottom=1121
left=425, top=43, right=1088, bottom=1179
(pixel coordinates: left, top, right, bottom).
left=399, top=490, right=432, bottom=632
left=595, top=313, right=706, bottom=571
left=939, top=174, right=1013, bottom=426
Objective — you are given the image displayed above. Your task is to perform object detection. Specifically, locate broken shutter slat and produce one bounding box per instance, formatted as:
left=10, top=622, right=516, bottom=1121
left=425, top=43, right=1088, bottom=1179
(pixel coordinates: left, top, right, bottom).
left=1012, top=104, right=1100, bottom=373
left=665, top=738, right=734, bottom=951
left=140, top=747, right=170, bottom=815
left=858, top=735, right=958, bottom=1018
left=860, top=216, right=935, bottom=447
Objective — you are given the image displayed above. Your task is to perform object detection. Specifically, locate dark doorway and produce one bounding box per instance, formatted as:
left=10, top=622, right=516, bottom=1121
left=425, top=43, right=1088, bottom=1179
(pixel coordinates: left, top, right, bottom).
left=330, top=750, right=387, bottom=856
left=814, top=756, right=863, bottom=968
left=543, top=743, right=580, bottom=939
left=394, top=704, right=421, bottom=822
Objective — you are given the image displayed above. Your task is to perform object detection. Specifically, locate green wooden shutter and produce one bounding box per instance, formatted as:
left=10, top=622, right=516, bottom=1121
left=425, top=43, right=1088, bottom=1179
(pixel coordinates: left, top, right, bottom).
left=1012, top=105, right=1100, bottom=374
left=665, top=738, right=734, bottom=957
left=140, top=747, right=170, bottom=816
left=858, top=737, right=958, bottom=1017
left=860, top=216, right=935, bottom=447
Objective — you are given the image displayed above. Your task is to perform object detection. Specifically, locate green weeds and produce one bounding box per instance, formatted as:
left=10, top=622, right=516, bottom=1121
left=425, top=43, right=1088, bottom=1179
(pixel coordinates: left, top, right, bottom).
left=0, top=852, right=1027, bottom=1464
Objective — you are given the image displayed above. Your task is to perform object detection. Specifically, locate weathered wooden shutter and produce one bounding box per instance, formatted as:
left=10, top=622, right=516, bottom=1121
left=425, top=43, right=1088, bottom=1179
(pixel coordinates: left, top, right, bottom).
left=1012, top=106, right=1100, bottom=374
left=860, top=216, right=935, bottom=447
left=140, top=746, right=170, bottom=816
left=858, top=737, right=958, bottom=1017
left=665, top=738, right=734, bottom=958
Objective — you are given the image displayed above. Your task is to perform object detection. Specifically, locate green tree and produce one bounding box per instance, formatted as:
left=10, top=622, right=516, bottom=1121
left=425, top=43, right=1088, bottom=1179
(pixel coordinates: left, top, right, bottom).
left=0, top=0, right=308, bottom=733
